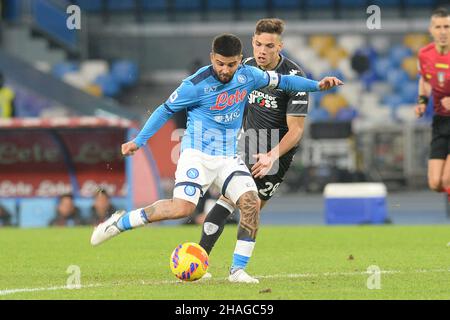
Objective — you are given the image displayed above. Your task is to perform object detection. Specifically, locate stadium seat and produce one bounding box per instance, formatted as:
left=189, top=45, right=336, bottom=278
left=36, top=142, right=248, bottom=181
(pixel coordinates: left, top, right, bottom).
left=369, top=36, right=391, bottom=55
left=111, top=60, right=139, bottom=87
left=0, top=199, right=18, bottom=226
left=382, top=94, right=404, bottom=110
left=338, top=0, right=366, bottom=8
left=386, top=69, right=410, bottom=91
left=62, top=72, right=89, bottom=90
left=337, top=34, right=366, bottom=55
left=400, top=81, right=419, bottom=104
left=107, top=0, right=135, bottom=11
left=207, top=0, right=233, bottom=10
left=141, top=0, right=166, bottom=11
left=323, top=47, right=348, bottom=68
left=80, top=60, right=109, bottom=83
left=84, top=84, right=103, bottom=97
left=174, top=0, right=201, bottom=11
left=373, top=57, right=393, bottom=81
left=320, top=93, right=349, bottom=117
left=389, top=45, right=413, bottom=67
left=404, top=0, right=432, bottom=7
left=403, top=33, right=430, bottom=53
left=309, top=35, right=336, bottom=57
left=335, top=107, right=358, bottom=121
left=369, top=0, right=400, bottom=6
left=19, top=198, right=57, bottom=228
left=401, top=56, right=419, bottom=80
left=52, top=62, right=79, bottom=79
left=238, top=0, right=267, bottom=9
left=305, top=0, right=333, bottom=8
left=308, top=107, right=331, bottom=123
left=111, top=197, right=130, bottom=211
left=72, top=0, right=102, bottom=12
left=273, top=0, right=299, bottom=9
left=94, top=74, right=120, bottom=97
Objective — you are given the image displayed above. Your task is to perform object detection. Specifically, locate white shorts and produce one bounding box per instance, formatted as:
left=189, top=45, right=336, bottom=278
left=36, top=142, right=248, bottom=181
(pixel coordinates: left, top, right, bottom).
left=173, top=148, right=257, bottom=205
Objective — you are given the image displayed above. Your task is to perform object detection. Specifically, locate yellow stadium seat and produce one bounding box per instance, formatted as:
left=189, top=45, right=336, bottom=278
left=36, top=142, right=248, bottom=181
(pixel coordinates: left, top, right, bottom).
left=320, top=93, right=349, bottom=117
left=309, top=35, right=336, bottom=56
left=323, top=47, right=349, bottom=68
left=403, top=33, right=430, bottom=53
left=84, top=84, right=103, bottom=97
left=402, top=56, right=419, bottom=80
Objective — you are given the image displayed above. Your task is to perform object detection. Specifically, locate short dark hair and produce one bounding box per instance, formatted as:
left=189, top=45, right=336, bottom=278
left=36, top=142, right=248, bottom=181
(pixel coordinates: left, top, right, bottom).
left=432, top=7, right=449, bottom=18
left=212, top=34, right=242, bottom=57
left=255, top=18, right=285, bottom=36
left=95, top=188, right=110, bottom=198
left=58, top=193, right=73, bottom=202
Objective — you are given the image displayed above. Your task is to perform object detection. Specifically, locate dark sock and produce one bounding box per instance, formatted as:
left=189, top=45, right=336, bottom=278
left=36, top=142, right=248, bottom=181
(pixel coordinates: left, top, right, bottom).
left=199, top=200, right=234, bottom=255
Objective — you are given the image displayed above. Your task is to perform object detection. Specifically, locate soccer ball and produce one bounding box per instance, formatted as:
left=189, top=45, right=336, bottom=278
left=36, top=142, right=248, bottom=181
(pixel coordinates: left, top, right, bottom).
left=170, top=242, right=209, bottom=281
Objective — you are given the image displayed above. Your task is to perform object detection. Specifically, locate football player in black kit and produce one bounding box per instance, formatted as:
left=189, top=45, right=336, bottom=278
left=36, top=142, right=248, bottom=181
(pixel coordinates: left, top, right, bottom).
left=199, top=18, right=311, bottom=281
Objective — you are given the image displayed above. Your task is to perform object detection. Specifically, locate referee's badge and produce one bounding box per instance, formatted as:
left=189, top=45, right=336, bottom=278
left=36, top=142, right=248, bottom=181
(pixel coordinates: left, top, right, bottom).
left=438, top=72, right=445, bottom=87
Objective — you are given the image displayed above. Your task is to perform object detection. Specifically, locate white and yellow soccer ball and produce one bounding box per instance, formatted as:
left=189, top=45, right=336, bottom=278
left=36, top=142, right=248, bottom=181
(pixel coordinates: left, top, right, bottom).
left=170, top=242, right=209, bottom=281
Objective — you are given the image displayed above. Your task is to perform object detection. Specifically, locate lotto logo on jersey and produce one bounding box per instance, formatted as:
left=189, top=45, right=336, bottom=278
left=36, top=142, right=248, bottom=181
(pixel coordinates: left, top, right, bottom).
left=210, top=89, right=247, bottom=111
left=248, top=91, right=278, bottom=109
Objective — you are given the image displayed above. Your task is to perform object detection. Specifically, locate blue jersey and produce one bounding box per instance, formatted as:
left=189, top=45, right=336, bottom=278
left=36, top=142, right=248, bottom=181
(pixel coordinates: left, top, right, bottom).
left=133, top=64, right=320, bottom=156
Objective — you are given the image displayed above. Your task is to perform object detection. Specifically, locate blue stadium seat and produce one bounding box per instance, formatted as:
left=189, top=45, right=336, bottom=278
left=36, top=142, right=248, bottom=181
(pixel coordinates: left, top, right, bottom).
left=19, top=198, right=57, bottom=228
left=360, top=70, right=378, bottom=91
left=382, top=94, right=403, bottom=110
left=387, top=69, right=410, bottom=91
left=174, top=0, right=201, bottom=11
left=52, top=62, right=79, bottom=79
left=389, top=45, right=413, bottom=67
left=141, top=0, right=166, bottom=11
left=273, top=0, right=299, bottom=9
left=207, top=0, right=234, bottom=10
left=239, top=0, right=267, bottom=9
left=309, top=107, right=331, bottom=122
left=400, top=81, right=419, bottom=104
left=0, top=199, right=18, bottom=226
left=72, top=0, right=102, bottom=12
left=373, top=57, right=393, bottom=81
left=305, top=0, right=333, bottom=8
left=107, top=0, right=135, bottom=11
left=111, top=60, right=139, bottom=87
left=335, top=107, right=358, bottom=121
left=94, top=74, right=121, bottom=97
left=404, top=0, right=433, bottom=6
left=369, top=0, right=400, bottom=6
left=338, top=0, right=367, bottom=7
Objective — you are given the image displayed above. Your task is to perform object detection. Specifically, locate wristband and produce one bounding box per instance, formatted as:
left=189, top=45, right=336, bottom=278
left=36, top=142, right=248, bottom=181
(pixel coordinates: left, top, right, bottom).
left=418, top=95, right=429, bottom=105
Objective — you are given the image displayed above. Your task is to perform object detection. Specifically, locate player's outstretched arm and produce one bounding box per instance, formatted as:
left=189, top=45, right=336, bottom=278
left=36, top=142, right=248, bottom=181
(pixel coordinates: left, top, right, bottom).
left=277, top=74, right=343, bottom=93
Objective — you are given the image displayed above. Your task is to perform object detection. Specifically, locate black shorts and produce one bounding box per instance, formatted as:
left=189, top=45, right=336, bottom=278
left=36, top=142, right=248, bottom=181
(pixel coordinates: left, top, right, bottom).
left=430, top=115, right=450, bottom=160
left=243, top=150, right=295, bottom=201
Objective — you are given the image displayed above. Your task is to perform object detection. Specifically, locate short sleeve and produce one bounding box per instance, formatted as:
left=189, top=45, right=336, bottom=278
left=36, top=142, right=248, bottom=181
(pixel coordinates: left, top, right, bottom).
left=165, top=80, right=199, bottom=112
left=286, top=69, right=309, bottom=116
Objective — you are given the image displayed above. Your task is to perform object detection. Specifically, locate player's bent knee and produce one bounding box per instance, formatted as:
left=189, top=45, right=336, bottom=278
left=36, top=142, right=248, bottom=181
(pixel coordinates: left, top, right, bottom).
left=173, top=198, right=196, bottom=218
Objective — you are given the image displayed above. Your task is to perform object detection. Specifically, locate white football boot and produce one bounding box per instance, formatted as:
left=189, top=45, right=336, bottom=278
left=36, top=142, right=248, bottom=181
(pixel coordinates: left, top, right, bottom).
left=90, top=210, right=126, bottom=246
left=228, top=269, right=259, bottom=284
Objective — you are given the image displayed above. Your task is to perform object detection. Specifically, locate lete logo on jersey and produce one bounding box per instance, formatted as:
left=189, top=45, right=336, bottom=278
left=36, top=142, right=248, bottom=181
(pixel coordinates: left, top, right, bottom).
left=210, top=89, right=247, bottom=110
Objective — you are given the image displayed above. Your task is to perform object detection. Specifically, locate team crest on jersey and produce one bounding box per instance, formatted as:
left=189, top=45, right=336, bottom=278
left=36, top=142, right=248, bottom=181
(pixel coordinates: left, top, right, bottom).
left=186, top=168, right=199, bottom=179
left=237, top=75, right=247, bottom=84
left=184, top=185, right=196, bottom=196
left=169, top=91, right=178, bottom=103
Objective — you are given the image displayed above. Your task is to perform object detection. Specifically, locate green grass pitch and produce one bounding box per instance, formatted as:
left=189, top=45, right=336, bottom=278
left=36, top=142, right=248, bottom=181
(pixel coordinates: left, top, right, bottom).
left=0, top=225, right=449, bottom=299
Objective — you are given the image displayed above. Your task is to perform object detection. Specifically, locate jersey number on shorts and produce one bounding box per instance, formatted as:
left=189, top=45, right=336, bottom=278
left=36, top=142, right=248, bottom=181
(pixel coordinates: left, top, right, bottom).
left=259, top=182, right=281, bottom=197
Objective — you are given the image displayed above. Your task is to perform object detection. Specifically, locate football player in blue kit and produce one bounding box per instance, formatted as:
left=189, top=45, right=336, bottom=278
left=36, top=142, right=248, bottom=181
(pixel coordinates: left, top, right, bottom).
left=90, top=33, right=342, bottom=283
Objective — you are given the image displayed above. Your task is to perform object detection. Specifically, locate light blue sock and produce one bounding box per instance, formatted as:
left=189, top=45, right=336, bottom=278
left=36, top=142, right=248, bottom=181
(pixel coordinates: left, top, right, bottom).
left=231, top=239, right=255, bottom=273
left=117, top=209, right=149, bottom=231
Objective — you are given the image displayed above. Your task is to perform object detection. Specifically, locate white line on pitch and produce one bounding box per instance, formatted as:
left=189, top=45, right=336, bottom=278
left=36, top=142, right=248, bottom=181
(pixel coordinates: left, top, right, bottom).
left=1, top=268, right=449, bottom=296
